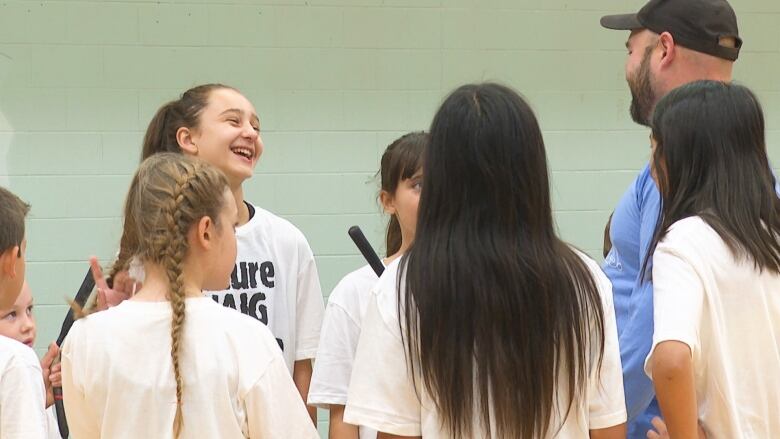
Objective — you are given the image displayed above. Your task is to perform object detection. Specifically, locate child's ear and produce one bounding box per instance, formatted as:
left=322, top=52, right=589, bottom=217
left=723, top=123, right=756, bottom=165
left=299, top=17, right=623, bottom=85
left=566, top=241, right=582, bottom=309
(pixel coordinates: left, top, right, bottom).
left=176, top=127, right=198, bottom=156
left=0, top=246, right=20, bottom=277
left=380, top=190, right=396, bottom=215
left=191, top=216, right=214, bottom=250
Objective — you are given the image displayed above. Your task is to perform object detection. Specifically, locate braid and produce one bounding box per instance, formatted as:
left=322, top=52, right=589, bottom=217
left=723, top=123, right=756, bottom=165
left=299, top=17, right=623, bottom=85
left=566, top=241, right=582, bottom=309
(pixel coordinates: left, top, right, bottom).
left=121, top=153, right=230, bottom=438
left=161, top=165, right=197, bottom=437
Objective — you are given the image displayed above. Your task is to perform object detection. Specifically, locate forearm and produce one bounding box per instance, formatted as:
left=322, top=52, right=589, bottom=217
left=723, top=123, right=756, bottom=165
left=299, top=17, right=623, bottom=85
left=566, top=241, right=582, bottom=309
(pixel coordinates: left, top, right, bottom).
left=293, top=359, right=317, bottom=425
left=590, top=423, right=627, bottom=439
left=652, top=341, right=699, bottom=438
left=377, top=433, right=421, bottom=439
left=328, top=405, right=359, bottom=439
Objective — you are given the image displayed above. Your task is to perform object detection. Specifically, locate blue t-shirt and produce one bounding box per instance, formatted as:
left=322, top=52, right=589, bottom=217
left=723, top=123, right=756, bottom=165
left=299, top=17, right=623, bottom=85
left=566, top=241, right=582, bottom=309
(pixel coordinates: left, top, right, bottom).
left=602, top=164, right=660, bottom=438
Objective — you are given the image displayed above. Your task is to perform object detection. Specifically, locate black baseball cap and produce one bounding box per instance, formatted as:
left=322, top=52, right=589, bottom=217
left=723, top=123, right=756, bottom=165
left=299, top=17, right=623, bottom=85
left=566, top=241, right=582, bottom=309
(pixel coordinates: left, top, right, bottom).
left=601, top=0, right=742, bottom=61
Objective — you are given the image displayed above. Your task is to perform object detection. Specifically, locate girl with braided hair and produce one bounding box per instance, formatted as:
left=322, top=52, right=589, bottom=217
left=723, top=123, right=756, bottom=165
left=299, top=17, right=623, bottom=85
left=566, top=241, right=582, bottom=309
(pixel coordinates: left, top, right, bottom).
left=96, top=84, right=324, bottom=422
left=61, top=154, right=319, bottom=439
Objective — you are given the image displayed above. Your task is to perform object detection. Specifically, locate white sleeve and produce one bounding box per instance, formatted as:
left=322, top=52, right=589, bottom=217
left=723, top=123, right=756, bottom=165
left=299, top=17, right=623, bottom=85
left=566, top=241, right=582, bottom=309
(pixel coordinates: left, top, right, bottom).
left=0, top=350, right=48, bottom=438
left=645, top=242, right=704, bottom=377
left=245, top=355, right=320, bottom=439
left=61, top=324, right=100, bottom=439
left=295, top=238, right=325, bottom=361
left=588, top=269, right=628, bottom=429
left=308, top=301, right=361, bottom=408
left=344, top=294, right=422, bottom=437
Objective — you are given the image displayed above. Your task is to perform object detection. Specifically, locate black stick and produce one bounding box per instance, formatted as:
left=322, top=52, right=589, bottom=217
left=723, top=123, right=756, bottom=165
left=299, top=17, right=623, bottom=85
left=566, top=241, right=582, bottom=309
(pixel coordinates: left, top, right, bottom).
left=53, top=268, right=95, bottom=439
left=348, top=226, right=384, bottom=277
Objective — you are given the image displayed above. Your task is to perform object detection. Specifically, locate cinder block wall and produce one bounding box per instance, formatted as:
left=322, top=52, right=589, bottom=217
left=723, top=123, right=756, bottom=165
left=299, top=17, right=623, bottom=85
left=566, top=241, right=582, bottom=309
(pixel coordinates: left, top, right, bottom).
left=1, top=0, right=777, bottom=435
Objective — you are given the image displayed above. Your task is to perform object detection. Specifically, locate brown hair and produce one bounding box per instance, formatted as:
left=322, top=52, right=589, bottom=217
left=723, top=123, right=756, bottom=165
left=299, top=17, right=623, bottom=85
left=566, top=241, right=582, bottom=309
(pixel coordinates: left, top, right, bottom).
left=123, top=153, right=229, bottom=436
left=0, top=187, right=30, bottom=255
left=109, top=84, right=237, bottom=281
left=379, top=132, right=427, bottom=256
left=141, top=83, right=238, bottom=161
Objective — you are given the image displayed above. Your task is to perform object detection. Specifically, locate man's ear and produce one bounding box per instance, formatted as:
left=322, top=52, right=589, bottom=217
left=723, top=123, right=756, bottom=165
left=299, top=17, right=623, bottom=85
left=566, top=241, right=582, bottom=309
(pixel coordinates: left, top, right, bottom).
left=658, top=32, right=677, bottom=68
left=176, top=126, right=198, bottom=155
left=0, top=246, right=20, bottom=277
left=379, top=190, right=396, bottom=215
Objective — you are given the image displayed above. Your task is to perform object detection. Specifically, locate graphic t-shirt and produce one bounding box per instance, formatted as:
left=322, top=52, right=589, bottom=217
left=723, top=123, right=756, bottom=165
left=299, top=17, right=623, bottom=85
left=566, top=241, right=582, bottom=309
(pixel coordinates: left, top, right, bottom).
left=207, top=204, right=325, bottom=373
left=309, top=264, right=380, bottom=439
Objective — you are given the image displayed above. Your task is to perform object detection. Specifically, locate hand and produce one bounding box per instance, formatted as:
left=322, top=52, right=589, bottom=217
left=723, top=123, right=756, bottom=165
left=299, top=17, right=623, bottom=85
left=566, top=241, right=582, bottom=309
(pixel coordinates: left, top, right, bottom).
left=40, top=342, right=59, bottom=408
left=90, top=256, right=138, bottom=311
left=647, top=417, right=707, bottom=439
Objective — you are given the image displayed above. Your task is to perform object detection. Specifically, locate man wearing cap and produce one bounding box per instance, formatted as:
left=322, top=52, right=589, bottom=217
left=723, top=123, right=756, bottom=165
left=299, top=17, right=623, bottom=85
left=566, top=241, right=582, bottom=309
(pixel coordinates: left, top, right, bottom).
left=599, top=0, right=741, bottom=437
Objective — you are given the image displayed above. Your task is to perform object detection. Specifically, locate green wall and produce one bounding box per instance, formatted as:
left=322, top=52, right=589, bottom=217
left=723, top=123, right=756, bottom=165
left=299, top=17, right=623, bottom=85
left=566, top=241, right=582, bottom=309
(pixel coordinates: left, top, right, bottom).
left=1, top=0, right=778, bottom=435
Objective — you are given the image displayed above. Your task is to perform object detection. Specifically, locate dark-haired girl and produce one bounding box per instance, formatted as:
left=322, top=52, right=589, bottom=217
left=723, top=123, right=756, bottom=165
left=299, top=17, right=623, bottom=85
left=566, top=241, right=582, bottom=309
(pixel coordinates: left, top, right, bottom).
left=343, top=83, right=627, bottom=438
left=308, top=132, right=426, bottom=439
left=645, top=81, right=780, bottom=438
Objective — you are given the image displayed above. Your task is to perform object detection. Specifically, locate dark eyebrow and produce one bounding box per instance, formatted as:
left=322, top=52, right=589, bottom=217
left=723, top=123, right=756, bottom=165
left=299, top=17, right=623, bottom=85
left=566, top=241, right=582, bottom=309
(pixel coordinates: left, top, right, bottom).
left=219, top=108, right=260, bottom=126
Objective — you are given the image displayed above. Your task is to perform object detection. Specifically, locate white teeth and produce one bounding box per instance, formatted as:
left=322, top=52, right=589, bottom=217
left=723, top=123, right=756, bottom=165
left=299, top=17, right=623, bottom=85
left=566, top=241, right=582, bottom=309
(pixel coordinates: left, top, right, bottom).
left=231, top=147, right=252, bottom=159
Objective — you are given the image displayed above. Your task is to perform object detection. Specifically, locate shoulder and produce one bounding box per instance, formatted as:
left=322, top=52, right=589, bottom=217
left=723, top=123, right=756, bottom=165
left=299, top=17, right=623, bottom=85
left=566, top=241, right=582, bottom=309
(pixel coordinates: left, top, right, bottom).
left=201, top=299, right=281, bottom=350
left=0, top=336, right=40, bottom=371
left=327, top=265, right=379, bottom=308
left=245, top=205, right=308, bottom=242
left=659, top=216, right=724, bottom=259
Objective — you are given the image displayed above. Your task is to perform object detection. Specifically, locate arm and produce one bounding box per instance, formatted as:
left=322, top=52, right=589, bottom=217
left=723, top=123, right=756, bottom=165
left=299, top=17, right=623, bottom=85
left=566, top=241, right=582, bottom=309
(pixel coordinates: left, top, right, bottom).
left=650, top=342, right=698, bottom=438
left=590, top=424, right=626, bottom=439
left=246, top=356, right=320, bottom=439
left=378, top=434, right=421, bottom=439
left=0, top=355, right=47, bottom=438
left=328, top=405, right=359, bottom=439
left=293, top=359, right=317, bottom=424
left=645, top=230, right=706, bottom=439
left=620, top=170, right=663, bottom=420
left=61, top=335, right=100, bottom=438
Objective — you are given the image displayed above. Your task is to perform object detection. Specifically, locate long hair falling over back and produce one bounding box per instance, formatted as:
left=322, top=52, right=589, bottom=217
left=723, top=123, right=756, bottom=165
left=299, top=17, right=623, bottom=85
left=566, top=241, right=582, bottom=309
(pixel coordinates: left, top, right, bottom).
left=644, top=80, right=780, bottom=278
left=400, top=83, right=605, bottom=438
left=123, top=153, right=229, bottom=437
left=379, top=132, right=427, bottom=256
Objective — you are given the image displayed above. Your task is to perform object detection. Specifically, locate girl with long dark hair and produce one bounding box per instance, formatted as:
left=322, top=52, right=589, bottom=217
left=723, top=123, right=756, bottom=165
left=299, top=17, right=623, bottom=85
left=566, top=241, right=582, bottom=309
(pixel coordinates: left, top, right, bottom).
left=343, top=83, right=627, bottom=438
left=645, top=81, right=780, bottom=438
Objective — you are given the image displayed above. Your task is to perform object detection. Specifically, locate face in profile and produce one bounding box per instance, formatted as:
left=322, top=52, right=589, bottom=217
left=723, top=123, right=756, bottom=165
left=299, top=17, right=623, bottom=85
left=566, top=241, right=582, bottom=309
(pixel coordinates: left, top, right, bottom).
left=625, top=30, right=659, bottom=126
left=0, top=281, right=35, bottom=348
left=390, top=170, right=423, bottom=242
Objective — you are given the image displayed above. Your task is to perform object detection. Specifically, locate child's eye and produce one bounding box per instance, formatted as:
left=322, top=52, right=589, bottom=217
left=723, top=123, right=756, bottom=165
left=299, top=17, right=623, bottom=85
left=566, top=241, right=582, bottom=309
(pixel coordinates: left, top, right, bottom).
left=26, top=305, right=33, bottom=316
left=2, top=311, right=16, bottom=321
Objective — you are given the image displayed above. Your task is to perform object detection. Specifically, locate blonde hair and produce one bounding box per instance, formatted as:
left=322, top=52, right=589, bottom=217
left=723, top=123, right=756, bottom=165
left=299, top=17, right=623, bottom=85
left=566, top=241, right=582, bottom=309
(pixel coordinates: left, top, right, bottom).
left=122, top=153, right=229, bottom=436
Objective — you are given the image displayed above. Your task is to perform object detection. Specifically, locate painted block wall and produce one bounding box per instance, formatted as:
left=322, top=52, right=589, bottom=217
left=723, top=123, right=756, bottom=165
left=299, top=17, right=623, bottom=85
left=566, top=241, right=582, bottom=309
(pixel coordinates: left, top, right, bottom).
left=0, top=0, right=778, bottom=436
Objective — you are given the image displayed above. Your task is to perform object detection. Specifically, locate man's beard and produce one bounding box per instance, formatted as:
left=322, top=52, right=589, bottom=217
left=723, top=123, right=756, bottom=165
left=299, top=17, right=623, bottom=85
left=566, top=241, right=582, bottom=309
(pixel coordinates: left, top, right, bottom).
left=628, top=47, right=657, bottom=127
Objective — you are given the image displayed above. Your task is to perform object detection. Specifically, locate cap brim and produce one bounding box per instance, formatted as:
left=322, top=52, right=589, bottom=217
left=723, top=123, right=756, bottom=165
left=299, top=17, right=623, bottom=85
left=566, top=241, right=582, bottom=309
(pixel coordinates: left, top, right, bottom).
left=600, top=13, right=643, bottom=30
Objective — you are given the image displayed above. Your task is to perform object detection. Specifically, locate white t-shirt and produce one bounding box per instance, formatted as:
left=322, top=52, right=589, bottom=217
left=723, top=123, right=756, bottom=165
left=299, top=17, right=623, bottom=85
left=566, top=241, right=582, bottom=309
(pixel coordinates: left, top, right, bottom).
left=344, top=256, right=626, bottom=437
left=207, top=204, right=325, bottom=373
left=309, top=264, right=380, bottom=439
left=0, top=335, right=47, bottom=438
left=46, top=407, right=60, bottom=439
left=61, top=297, right=319, bottom=439
left=645, top=216, right=780, bottom=438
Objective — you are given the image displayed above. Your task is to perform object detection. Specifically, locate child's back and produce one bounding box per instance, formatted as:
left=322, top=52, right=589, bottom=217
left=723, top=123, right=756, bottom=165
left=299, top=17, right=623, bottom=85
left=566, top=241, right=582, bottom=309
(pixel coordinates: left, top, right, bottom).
left=62, top=296, right=318, bottom=439
left=649, top=216, right=780, bottom=438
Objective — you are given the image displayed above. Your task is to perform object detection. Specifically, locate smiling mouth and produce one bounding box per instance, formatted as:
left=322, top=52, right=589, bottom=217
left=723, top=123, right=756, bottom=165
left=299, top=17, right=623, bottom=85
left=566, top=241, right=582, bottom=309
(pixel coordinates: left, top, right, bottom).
left=230, top=146, right=254, bottom=161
